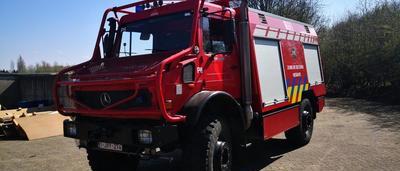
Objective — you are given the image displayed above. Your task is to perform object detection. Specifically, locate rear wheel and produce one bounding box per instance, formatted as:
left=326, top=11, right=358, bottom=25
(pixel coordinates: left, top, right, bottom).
left=183, top=115, right=232, bottom=171
left=87, top=149, right=139, bottom=171
left=285, top=99, right=314, bottom=146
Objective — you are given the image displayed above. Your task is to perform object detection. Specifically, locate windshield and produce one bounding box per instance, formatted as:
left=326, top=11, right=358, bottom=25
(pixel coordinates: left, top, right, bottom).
left=118, top=11, right=193, bottom=57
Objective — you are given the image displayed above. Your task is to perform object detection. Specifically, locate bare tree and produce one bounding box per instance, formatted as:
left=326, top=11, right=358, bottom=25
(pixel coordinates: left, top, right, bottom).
left=17, top=55, right=26, bottom=73
left=357, top=0, right=376, bottom=15
left=10, top=61, right=15, bottom=72
left=248, top=0, right=326, bottom=31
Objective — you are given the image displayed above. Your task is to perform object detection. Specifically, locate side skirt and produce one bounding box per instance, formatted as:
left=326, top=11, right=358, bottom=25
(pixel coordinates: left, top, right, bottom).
left=262, top=105, right=300, bottom=140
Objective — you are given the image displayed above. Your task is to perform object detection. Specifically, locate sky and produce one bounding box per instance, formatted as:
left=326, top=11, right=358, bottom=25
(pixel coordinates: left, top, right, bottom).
left=0, top=0, right=359, bottom=70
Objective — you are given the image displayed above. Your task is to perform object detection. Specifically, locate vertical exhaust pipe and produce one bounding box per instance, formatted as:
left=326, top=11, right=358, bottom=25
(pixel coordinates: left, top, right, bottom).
left=239, top=0, right=253, bottom=129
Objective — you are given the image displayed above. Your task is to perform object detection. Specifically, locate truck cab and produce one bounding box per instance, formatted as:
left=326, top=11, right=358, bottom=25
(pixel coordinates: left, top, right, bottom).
left=55, top=0, right=326, bottom=170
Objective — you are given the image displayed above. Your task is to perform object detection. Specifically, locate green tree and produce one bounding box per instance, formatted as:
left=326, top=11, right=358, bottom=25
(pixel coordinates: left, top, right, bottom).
left=320, top=0, right=400, bottom=103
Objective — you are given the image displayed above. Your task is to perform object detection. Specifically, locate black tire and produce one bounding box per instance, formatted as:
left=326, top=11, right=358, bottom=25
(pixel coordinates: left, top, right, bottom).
left=87, top=149, right=139, bottom=171
left=285, top=99, right=314, bottom=146
left=183, top=115, right=233, bottom=171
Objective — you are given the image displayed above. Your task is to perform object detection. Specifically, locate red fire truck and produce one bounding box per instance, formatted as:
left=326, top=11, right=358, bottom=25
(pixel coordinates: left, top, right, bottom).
left=55, top=0, right=326, bottom=170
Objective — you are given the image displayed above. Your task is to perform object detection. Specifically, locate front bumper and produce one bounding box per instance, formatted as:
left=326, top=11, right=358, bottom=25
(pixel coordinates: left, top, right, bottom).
left=63, top=117, right=179, bottom=153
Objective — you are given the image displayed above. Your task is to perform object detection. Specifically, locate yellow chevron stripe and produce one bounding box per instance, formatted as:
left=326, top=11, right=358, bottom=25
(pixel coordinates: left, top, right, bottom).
left=287, top=86, right=292, bottom=101
left=305, top=83, right=310, bottom=91
left=297, top=84, right=305, bottom=102
left=291, top=85, right=299, bottom=104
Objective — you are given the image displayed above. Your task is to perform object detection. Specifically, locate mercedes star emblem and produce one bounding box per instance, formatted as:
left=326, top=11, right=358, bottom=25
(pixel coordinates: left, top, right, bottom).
left=100, top=93, right=112, bottom=107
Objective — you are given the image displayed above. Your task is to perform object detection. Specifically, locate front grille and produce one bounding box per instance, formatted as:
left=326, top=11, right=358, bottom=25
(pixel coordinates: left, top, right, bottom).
left=75, top=89, right=152, bottom=110
left=116, top=90, right=152, bottom=109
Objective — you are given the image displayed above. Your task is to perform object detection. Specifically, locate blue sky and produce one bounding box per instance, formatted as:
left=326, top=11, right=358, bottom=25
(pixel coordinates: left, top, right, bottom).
left=0, top=0, right=358, bottom=70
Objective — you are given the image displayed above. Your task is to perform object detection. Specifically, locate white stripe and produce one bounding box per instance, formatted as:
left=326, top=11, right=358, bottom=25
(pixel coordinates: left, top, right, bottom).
left=253, top=26, right=319, bottom=45
left=253, top=28, right=267, bottom=38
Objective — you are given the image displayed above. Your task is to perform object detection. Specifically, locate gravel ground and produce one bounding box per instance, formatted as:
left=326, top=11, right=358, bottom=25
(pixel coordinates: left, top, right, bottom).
left=0, top=98, right=399, bottom=171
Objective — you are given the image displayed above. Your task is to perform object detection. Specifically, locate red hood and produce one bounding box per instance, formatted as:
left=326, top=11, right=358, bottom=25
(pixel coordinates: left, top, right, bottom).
left=75, top=53, right=173, bottom=79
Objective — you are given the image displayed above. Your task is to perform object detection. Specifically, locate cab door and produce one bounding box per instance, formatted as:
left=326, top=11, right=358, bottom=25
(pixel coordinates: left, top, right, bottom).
left=200, top=16, right=241, bottom=97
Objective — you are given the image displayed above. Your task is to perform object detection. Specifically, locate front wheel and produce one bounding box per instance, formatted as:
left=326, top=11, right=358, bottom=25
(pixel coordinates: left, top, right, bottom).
left=183, top=115, right=232, bottom=171
left=285, top=99, right=314, bottom=146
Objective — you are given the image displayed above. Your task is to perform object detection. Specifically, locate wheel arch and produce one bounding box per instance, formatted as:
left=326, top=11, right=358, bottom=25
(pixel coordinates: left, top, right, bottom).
left=181, top=91, right=248, bottom=130
left=302, top=90, right=318, bottom=119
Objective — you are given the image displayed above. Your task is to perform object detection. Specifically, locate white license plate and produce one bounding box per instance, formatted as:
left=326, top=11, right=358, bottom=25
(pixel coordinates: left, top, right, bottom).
left=97, top=142, right=123, bottom=152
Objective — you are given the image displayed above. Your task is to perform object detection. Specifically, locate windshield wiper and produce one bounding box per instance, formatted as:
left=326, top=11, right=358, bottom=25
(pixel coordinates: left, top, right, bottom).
left=119, top=52, right=138, bottom=56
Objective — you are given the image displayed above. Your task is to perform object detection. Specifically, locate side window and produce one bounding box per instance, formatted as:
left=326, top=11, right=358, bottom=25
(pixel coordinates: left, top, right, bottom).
left=202, top=17, right=233, bottom=54
left=303, top=44, right=323, bottom=85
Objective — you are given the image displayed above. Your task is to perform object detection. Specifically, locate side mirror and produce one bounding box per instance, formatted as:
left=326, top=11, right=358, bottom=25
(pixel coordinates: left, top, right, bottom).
left=210, top=51, right=231, bottom=61
left=224, top=19, right=236, bottom=44
left=140, top=33, right=151, bottom=40
left=105, top=18, right=117, bottom=58
left=201, top=7, right=210, bottom=17
left=103, top=34, right=110, bottom=54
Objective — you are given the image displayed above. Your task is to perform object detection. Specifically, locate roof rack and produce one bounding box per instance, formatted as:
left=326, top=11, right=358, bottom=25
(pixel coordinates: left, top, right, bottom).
left=111, top=0, right=191, bottom=15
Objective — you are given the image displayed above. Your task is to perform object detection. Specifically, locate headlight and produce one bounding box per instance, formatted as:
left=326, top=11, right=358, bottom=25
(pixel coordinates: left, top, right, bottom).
left=63, top=120, right=77, bottom=138
left=61, top=71, right=75, bottom=81
left=57, top=85, right=76, bottom=110
left=138, top=130, right=153, bottom=144
left=183, top=63, right=195, bottom=83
